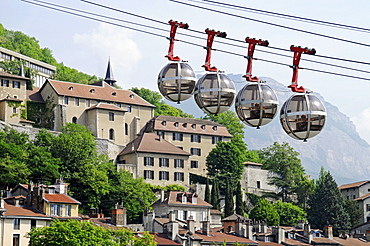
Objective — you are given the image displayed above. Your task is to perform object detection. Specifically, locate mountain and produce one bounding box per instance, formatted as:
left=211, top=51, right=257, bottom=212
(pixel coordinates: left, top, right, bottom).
left=169, top=74, right=370, bottom=185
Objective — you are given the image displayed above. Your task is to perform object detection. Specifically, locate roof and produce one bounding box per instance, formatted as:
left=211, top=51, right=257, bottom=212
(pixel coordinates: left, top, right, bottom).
left=119, top=132, right=191, bottom=156
left=282, top=238, right=310, bottom=245
left=338, top=180, right=370, bottom=190
left=0, top=71, right=28, bottom=80
left=354, top=193, right=370, bottom=201
left=154, top=218, right=170, bottom=225
left=44, top=193, right=81, bottom=204
left=86, top=102, right=127, bottom=112
left=333, top=237, right=369, bottom=246
left=311, top=237, right=339, bottom=244
left=3, top=201, right=49, bottom=218
left=89, top=217, right=128, bottom=230
left=0, top=96, right=23, bottom=102
left=26, top=87, right=45, bottom=103
left=153, top=191, right=212, bottom=208
left=148, top=115, right=232, bottom=137
left=222, top=214, right=251, bottom=222
left=210, top=209, right=223, bottom=215
left=154, top=233, right=182, bottom=245
left=41, top=79, right=154, bottom=108
left=193, top=231, right=257, bottom=244
left=244, top=161, right=263, bottom=166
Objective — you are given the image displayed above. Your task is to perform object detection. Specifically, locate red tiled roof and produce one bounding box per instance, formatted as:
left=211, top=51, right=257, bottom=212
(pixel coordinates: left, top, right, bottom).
left=149, top=115, right=232, bottom=137
left=44, top=193, right=80, bottom=204
left=333, top=237, right=369, bottom=246
left=154, top=218, right=170, bottom=225
left=222, top=214, right=250, bottom=222
left=119, top=133, right=191, bottom=156
left=244, top=161, right=263, bottom=166
left=26, top=87, right=45, bottom=103
left=154, top=233, right=182, bottom=245
left=86, top=102, right=127, bottom=112
left=311, top=237, right=338, bottom=244
left=0, top=71, right=28, bottom=80
left=43, top=79, right=155, bottom=108
left=155, top=191, right=212, bottom=208
left=194, top=231, right=257, bottom=244
left=4, top=201, right=49, bottom=218
left=354, top=193, right=370, bottom=201
left=0, top=96, right=23, bottom=102
left=338, top=180, right=370, bottom=190
left=210, top=209, right=223, bottom=215
left=283, top=238, right=310, bottom=245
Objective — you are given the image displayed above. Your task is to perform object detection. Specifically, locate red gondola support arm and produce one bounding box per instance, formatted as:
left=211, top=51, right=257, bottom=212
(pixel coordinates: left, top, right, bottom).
left=165, top=20, right=189, bottom=61
left=243, top=38, right=269, bottom=82
left=289, top=45, right=316, bottom=92
left=202, top=29, right=227, bottom=72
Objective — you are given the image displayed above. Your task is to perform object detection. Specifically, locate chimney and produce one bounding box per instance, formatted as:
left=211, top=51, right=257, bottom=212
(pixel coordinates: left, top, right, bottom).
left=0, top=191, right=4, bottom=209
left=169, top=210, right=176, bottom=222
left=260, top=222, right=267, bottom=233
left=111, top=206, right=127, bottom=227
left=324, top=226, right=333, bottom=239
left=304, top=223, right=312, bottom=244
left=253, top=221, right=261, bottom=233
left=160, top=190, right=165, bottom=202
left=202, top=220, right=210, bottom=236
left=187, top=216, right=195, bottom=234
left=272, top=226, right=285, bottom=244
left=168, top=211, right=179, bottom=240
left=235, top=217, right=242, bottom=235
left=246, top=222, right=253, bottom=239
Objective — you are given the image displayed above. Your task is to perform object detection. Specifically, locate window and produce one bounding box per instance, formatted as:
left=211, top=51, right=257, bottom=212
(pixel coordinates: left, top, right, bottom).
left=161, top=121, right=166, bottom=126
left=172, top=133, right=183, bottom=141
left=212, top=126, right=217, bottom=131
left=1, top=79, right=9, bottom=87
left=201, top=125, right=205, bottom=130
left=212, top=136, right=223, bottom=144
left=174, top=122, right=179, bottom=127
left=75, top=98, right=79, bottom=106
left=182, top=196, right=187, bottom=204
left=116, top=103, right=121, bottom=108
left=174, top=159, right=184, bottom=168
left=157, top=131, right=164, bottom=139
left=353, top=195, right=356, bottom=199
left=191, top=124, right=196, bottom=129
left=13, top=234, right=20, bottom=246
left=64, top=96, right=69, bottom=105
left=50, top=203, right=62, bottom=216
left=257, top=181, right=261, bottom=189
left=144, top=157, right=154, bottom=166
left=86, top=99, right=90, bottom=107
left=174, top=172, right=184, bottom=181
left=191, top=161, right=198, bottom=168
left=159, top=171, right=169, bottom=180
left=109, top=112, right=114, bottom=121
left=13, top=81, right=20, bottom=88
left=192, top=197, right=197, bottom=204
left=31, top=219, right=37, bottom=228
left=191, top=134, right=201, bottom=143
left=144, top=170, right=154, bottom=180
left=191, top=148, right=201, bottom=156
left=127, top=105, right=132, bottom=112
left=13, top=107, right=17, bottom=114
left=13, top=218, right=20, bottom=230
left=125, top=123, right=128, bottom=135
left=72, top=117, right=77, bottom=124
left=159, top=158, right=169, bottom=167
left=367, top=204, right=370, bottom=211
left=109, top=129, right=115, bottom=140
left=66, top=205, right=71, bottom=217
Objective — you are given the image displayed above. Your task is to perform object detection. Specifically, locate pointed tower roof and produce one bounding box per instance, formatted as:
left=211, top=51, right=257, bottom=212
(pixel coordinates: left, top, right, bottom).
left=104, top=58, right=116, bottom=86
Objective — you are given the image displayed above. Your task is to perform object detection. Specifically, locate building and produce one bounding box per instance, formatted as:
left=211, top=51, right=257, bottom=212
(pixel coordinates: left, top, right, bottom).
left=0, top=195, right=51, bottom=246
left=338, top=180, right=370, bottom=224
left=0, top=46, right=56, bottom=88
left=117, top=132, right=191, bottom=187
left=144, top=115, right=232, bottom=177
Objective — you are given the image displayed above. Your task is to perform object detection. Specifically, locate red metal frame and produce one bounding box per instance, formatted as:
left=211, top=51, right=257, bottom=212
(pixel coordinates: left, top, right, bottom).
left=243, top=38, right=269, bottom=82
left=289, top=45, right=316, bottom=92
left=165, top=20, right=189, bottom=61
left=202, top=29, right=227, bottom=72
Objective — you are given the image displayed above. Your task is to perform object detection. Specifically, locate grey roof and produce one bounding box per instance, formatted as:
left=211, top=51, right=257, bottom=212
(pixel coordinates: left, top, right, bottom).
left=104, top=58, right=116, bottom=85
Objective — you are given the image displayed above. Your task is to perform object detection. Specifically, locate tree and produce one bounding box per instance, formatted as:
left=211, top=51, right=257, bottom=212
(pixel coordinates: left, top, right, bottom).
left=235, top=181, right=243, bottom=215
left=258, top=142, right=308, bottom=203
left=345, top=199, right=362, bottom=227
left=250, top=199, right=280, bottom=226
left=274, top=200, right=306, bottom=226
left=224, top=179, right=234, bottom=217
left=211, top=179, right=220, bottom=210
left=206, top=140, right=245, bottom=191
left=27, top=219, right=157, bottom=246
left=205, top=178, right=211, bottom=204
left=307, top=168, right=351, bottom=236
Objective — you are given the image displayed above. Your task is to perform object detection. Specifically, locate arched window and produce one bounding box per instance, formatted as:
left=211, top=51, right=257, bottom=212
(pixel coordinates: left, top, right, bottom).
left=125, top=123, right=128, bottom=136
left=72, top=117, right=77, bottom=124
left=109, top=128, right=115, bottom=140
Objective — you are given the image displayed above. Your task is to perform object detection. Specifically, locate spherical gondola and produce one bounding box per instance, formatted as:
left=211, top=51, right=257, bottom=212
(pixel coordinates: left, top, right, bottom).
left=235, top=82, right=278, bottom=129
left=280, top=93, right=326, bottom=141
left=158, top=61, right=197, bottom=103
left=194, top=71, right=236, bottom=115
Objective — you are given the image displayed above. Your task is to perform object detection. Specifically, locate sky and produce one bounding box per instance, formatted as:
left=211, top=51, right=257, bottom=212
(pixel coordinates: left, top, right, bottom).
left=3, top=0, right=370, bottom=143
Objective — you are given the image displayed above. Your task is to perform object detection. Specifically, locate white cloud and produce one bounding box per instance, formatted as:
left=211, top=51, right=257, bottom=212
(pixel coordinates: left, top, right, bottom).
left=351, top=108, right=370, bottom=144
left=73, top=23, right=142, bottom=83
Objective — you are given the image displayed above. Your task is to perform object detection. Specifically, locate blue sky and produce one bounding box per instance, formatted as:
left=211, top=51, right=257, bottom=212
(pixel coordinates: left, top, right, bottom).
left=3, top=0, right=370, bottom=143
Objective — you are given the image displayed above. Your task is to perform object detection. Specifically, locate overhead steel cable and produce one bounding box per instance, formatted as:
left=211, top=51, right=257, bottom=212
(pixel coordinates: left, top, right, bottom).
left=21, top=0, right=370, bottom=82
left=170, top=0, right=370, bottom=48
left=193, top=0, right=370, bottom=34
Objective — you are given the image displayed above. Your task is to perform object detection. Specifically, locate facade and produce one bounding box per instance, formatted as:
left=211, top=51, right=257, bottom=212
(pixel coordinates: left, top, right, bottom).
left=144, top=115, right=232, bottom=177
left=117, top=132, right=191, bottom=187
left=338, top=180, right=370, bottom=224
left=0, top=46, right=56, bottom=88
left=0, top=195, right=51, bottom=246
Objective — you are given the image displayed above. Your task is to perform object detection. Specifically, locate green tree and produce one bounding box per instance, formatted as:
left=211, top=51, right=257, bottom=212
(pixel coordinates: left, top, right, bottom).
left=224, top=179, right=234, bottom=217
left=274, top=200, right=306, bottom=226
left=345, top=199, right=362, bottom=227
left=307, top=168, right=351, bottom=236
left=211, top=179, right=220, bottom=210
left=250, top=198, right=280, bottom=226
left=235, top=181, right=243, bottom=215
left=205, top=178, right=211, bottom=204
left=258, top=142, right=308, bottom=203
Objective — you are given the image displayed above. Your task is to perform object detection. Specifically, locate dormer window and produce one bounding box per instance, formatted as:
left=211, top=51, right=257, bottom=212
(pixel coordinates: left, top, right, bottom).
left=112, top=92, right=116, bottom=96
left=183, top=123, right=187, bottom=128
left=174, top=122, right=179, bottom=127
left=191, top=124, right=196, bottom=129
left=212, top=126, right=217, bottom=131
left=201, top=125, right=205, bottom=130
left=68, top=86, right=73, bottom=91
left=129, top=94, right=134, bottom=98
left=192, top=197, right=197, bottom=204
left=90, top=89, right=95, bottom=93
left=182, top=195, right=187, bottom=204
left=162, top=121, right=166, bottom=126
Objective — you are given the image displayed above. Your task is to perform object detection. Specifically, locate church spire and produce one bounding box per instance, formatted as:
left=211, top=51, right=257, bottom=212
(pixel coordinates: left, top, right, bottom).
left=104, top=58, right=116, bottom=86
